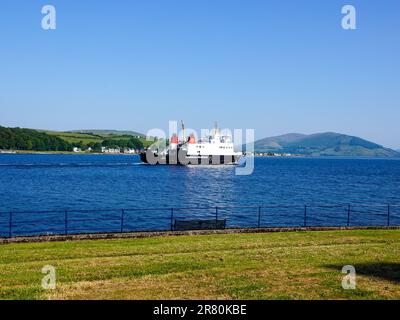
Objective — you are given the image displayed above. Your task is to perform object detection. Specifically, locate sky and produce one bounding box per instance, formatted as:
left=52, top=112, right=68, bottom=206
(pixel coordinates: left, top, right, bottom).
left=0, top=0, right=399, bottom=148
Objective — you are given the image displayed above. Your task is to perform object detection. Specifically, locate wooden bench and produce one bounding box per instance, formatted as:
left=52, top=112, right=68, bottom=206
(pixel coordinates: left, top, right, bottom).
left=173, top=219, right=226, bottom=231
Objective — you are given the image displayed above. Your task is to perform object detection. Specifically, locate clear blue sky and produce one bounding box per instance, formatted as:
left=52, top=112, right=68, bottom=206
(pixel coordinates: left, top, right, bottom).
left=1, top=0, right=399, bottom=148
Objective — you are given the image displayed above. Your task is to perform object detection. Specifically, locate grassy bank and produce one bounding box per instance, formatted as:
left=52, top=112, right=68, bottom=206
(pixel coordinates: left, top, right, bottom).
left=13, top=150, right=138, bottom=155
left=44, top=130, right=155, bottom=148
left=0, top=229, right=399, bottom=300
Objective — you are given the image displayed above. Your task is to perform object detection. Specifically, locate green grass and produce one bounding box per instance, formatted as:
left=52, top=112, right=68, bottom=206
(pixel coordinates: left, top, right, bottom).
left=43, top=131, right=155, bottom=148
left=0, top=230, right=399, bottom=300
left=44, top=131, right=103, bottom=144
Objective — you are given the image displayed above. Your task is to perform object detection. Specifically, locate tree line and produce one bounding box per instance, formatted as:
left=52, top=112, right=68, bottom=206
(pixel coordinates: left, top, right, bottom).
left=0, top=126, right=144, bottom=152
left=0, top=126, right=72, bottom=151
left=74, top=137, right=144, bottom=152
left=101, top=138, right=144, bottom=149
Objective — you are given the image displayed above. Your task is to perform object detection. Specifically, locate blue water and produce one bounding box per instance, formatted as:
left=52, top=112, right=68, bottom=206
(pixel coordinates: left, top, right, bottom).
left=1, top=154, right=400, bottom=236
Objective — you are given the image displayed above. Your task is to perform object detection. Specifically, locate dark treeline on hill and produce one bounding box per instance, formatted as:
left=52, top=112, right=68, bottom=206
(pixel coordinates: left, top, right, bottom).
left=0, top=126, right=145, bottom=152
left=101, top=137, right=144, bottom=149
left=77, top=137, right=144, bottom=151
left=0, top=126, right=72, bottom=151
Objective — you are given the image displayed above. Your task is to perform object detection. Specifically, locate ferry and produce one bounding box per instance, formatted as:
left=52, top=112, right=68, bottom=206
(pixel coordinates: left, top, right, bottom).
left=140, top=122, right=242, bottom=165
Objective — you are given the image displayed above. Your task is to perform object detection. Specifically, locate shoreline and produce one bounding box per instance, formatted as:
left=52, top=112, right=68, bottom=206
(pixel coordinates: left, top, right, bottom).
left=0, top=150, right=139, bottom=155
left=1, top=152, right=399, bottom=159
left=2, top=226, right=399, bottom=244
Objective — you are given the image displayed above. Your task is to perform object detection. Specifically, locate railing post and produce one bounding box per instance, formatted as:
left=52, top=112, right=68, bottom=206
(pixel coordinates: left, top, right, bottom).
left=258, top=206, right=261, bottom=228
left=304, top=205, right=307, bottom=227
left=170, top=208, right=174, bottom=231
left=347, top=204, right=351, bottom=227
left=215, top=206, right=218, bottom=229
left=120, top=209, right=125, bottom=233
left=64, top=210, right=68, bottom=235
left=387, top=204, right=390, bottom=227
left=9, top=211, right=12, bottom=238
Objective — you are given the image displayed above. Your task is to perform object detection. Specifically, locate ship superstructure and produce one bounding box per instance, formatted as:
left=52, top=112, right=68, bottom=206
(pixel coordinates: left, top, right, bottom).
left=140, top=122, right=242, bottom=165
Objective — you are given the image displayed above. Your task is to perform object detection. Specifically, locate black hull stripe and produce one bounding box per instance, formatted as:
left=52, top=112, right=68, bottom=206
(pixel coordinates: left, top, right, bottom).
left=140, top=153, right=240, bottom=165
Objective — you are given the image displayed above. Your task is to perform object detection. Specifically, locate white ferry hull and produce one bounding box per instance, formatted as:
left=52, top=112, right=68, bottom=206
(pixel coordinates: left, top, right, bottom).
left=140, top=151, right=240, bottom=165
left=140, top=122, right=241, bottom=165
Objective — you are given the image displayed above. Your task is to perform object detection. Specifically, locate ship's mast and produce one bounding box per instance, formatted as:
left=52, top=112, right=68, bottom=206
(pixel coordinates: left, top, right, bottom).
left=181, top=120, right=186, bottom=143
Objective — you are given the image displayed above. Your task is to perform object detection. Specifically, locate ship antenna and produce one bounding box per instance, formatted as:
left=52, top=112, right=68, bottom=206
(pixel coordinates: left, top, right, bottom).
left=181, top=120, right=185, bottom=143
left=214, top=121, right=219, bottom=134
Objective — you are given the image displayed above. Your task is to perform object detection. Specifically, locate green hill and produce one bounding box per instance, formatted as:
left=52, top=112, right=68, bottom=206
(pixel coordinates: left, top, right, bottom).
left=253, top=132, right=399, bottom=157
left=44, top=131, right=104, bottom=145
left=0, top=126, right=72, bottom=151
left=0, top=126, right=154, bottom=152
left=68, top=129, right=144, bottom=138
left=47, top=129, right=155, bottom=148
left=45, top=130, right=154, bottom=150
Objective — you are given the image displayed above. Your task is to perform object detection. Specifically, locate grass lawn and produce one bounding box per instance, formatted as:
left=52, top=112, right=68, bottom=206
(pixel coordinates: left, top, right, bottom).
left=0, top=229, right=399, bottom=300
left=44, top=131, right=104, bottom=144
left=44, top=130, right=155, bottom=148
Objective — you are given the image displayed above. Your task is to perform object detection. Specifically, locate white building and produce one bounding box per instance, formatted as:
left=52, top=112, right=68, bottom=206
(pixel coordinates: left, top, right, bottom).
left=101, top=147, right=121, bottom=154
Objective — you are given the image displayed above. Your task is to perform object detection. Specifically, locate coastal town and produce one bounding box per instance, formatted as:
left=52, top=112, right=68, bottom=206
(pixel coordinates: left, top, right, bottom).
left=71, top=146, right=139, bottom=154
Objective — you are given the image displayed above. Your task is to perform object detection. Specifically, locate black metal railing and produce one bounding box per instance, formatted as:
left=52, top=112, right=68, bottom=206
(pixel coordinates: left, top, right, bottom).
left=0, top=204, right=399, bottom=238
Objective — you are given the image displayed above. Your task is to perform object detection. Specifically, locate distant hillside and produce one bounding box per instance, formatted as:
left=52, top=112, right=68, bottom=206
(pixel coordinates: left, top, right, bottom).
left=0, top=126, right=72, bottom=151
left=253, top=132, right=399, bottom=157
left=45, top=130, right=153, bottom=149
left=69, top=129, right=144, bottom=138
left=0, top=126, right=153, bottom=152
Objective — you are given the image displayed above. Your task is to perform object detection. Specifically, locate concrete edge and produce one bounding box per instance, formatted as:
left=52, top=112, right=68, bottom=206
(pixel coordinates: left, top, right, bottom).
left=1, top=226, right=399, bottom=244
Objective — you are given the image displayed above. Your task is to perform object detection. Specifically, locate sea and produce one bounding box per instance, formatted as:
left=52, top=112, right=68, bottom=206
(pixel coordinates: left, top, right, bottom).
left=1, top=154, right=400, bottom=236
